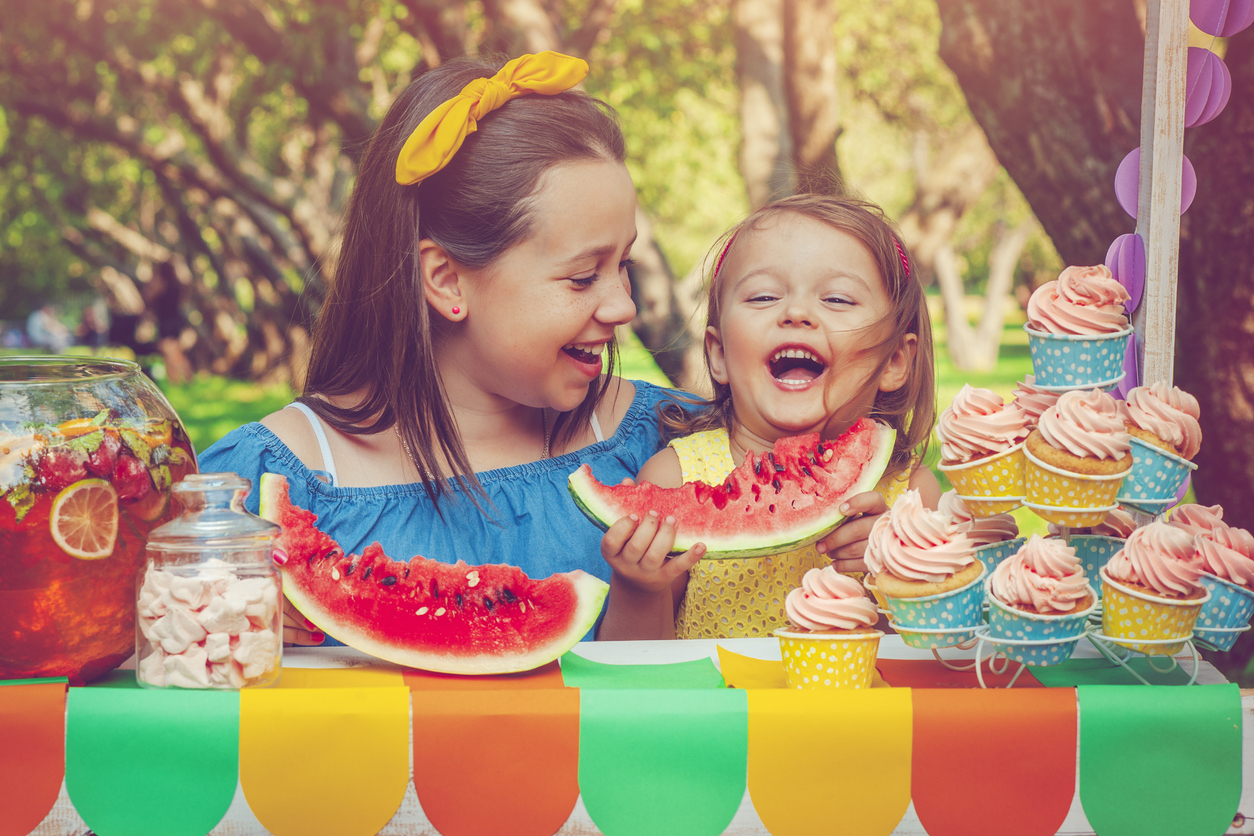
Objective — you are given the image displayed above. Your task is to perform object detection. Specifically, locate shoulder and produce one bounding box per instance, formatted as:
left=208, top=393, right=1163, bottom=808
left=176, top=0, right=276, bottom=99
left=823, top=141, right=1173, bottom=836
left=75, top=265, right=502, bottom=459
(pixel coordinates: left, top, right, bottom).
left=637, top=446, right=682, bottom=488
left=906, top=460, right=941, bottom=509
left=258, top=406, right=326, bottom=473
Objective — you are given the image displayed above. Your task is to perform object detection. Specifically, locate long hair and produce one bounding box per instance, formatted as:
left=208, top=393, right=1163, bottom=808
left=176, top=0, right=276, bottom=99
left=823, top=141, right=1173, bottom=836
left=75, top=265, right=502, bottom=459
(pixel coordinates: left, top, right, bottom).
left=301, top=55, right=627, bottom=505
left=661, top=194, right=935, bottom=472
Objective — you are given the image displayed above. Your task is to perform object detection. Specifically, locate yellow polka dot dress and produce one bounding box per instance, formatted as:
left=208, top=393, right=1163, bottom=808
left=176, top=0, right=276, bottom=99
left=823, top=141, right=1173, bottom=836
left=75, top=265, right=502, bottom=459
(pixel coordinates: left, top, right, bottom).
left=671, top=429, right=911, bottom=640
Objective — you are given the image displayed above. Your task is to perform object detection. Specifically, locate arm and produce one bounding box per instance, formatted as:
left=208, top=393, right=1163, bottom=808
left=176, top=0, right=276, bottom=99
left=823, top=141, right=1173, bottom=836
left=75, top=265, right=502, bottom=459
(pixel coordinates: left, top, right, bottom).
left=596, top=447, right=704, bottom=640
left=815, top=461, right=942, bottom=572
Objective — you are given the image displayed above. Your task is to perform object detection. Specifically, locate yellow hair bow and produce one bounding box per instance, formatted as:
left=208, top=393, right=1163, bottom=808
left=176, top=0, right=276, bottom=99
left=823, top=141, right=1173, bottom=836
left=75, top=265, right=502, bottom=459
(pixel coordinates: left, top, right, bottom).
left=394, top=51, right=589, bottom=186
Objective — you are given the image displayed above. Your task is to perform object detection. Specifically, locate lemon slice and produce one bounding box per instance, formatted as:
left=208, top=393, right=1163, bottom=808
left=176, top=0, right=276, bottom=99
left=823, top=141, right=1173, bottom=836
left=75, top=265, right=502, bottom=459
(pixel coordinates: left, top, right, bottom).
left=50, top=479, right=119, bottom=560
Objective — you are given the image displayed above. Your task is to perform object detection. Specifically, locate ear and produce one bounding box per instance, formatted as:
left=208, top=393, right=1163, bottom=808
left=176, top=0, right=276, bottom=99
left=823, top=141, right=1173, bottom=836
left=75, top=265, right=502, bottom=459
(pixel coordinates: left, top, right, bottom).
left=706, top=325, right=730, bottom=385
left=877, top=332, right=918, bottom=393
left=419, top=238, right=466, bottom=321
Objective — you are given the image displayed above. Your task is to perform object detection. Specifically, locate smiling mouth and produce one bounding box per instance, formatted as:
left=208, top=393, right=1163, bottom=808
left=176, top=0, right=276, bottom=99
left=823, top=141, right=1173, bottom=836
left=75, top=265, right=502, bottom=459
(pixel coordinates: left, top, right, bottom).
left=563, top=343, right=603, bottom=364
left=769, top=348, right=826, bottom=383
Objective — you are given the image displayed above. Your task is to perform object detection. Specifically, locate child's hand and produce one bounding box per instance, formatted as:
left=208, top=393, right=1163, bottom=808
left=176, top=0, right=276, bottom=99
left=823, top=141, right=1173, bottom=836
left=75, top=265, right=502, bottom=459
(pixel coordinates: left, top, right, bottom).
left=816, top=491, right=887, bottom=573
left=281, top=597, right=325, bottom=646
left=601, top=510, right=706, bottom=593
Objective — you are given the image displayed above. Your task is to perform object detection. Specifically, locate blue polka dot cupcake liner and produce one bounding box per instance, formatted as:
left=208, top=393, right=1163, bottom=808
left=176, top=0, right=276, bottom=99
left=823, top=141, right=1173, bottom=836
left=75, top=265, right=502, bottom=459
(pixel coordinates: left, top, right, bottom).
left=974, top=626, right=1087, bottom=667
left=1023, top=325, right=1133, bottom=388
left=1066, top=535, right=1125, bottom=596
left=1116, top=436, right=1197, bottom=514
left=986, top=583, right=1097, bottom=643
left=1195, top=573, right=1254, bottom=652
left=883, top=564, right=987, bottom=647
left=973, top=538, right=1027, bottom=576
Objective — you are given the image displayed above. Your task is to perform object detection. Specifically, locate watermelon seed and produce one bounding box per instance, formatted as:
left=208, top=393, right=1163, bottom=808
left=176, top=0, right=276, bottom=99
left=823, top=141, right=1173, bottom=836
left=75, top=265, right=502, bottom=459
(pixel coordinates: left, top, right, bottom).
left=381, top=575, right=397, bottom=586
left=801, top=466, right=813, bottom=478
left=769, top=504, right=776, bottom=513
left=431, top=578, right=440, bottom=599
left=404, top=566, right=410, bottom=579
left=772, top=478, right=782, bottom=492
left=769, top=453, right=784, bottom=472
left=455, top=592, right=464, bottom=609
left=362, top=566, right=373, bottom=580
left=331, top=567, right=341, bottom=581
left=417, top=606, right=429, bottom=616
left=483, top=597, right=494, bottom=611
left=435, top=607, right=446, bottom=617
left=345, top=562, right=356, bottom=576
left=467, top=570, right=481, bottom=588
left=753, top=459, right=761, bottom=476
left=501, top=588, right=518, bottom=603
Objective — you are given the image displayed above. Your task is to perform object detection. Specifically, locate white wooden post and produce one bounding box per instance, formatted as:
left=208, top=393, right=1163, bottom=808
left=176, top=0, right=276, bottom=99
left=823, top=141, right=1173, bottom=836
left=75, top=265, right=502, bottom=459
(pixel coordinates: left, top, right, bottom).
left=1132, top=0, right=1191, bottom=388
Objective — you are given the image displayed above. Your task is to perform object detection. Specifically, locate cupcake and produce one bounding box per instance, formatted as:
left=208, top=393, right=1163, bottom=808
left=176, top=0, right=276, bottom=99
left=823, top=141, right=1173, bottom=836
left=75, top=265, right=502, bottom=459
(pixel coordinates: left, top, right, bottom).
left=1167, top=503, right=1226, bottom=538
left=1116, top=383, right=1202, bottom=512
left=1056, top=507, right=1137, bottom=592
left=1100, top=521, right=1210, bottom=654
left=1194, top=523, right=1254, bottom=650
left=939, top=490, right=1022, bottom=575
left=864, top=490, right=984, bottom=647
left=1012, top=375, right=1061, bottom=433
left=774, top=566, right=883, bottom=689
left=1024, top=389, right=1132, bottom=526
left=984, top=535, right=1098, bottom=665
left=1024, top=265, right=1132, bottom=388
left=935, top=385, right=1029, bottom=514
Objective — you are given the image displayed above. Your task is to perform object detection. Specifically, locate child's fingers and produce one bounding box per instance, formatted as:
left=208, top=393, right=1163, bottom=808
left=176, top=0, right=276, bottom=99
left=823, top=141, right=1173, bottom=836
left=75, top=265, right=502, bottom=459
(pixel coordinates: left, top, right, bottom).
left=839, top=490, right=888, bottom=518
left=636, top=514, right=681, bottom=573
left=829, top=554, right=871, bottom=574
left=600, top=515, right=641, bottom=559
left=817, top=491, right=887, bottom=554
left=664, top=543, right=706, bottom=579
left=621, top=511, right=663, bottom=565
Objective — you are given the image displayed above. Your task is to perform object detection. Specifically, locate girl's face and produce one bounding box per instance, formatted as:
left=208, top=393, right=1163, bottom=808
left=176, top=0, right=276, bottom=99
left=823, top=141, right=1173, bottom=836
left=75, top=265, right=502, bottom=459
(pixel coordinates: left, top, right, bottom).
left=707, top=211, right=915, bottom=447
left=446, top=160, right=638, bottom=412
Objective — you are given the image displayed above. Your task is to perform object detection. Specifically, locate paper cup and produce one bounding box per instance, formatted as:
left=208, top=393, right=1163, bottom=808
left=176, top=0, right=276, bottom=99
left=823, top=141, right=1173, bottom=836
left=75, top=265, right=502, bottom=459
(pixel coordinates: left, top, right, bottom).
left=1100, top=568, right=1210, bottom=655
left=938, top=445, right=1026, bottom=508
left=957, top=495, right=1026, bottom=517
left=1195, top=574, right=1254, bottom=652
left=775, top=629, right=883, bottom=689
left=987, top=584, right=1097, bottom=642
left=1117, top=437, right=1198, bottom=514
left=1023, top=325, right=1133, bottom=388
left=1066, top=535, right=1125, bottom=596
left=1024, top=447, right=1129, bottom=526
left=973, top=537, right=1027, bottom=576
left=862, top=575, right=890, bottom=615
left=882, top=564, right=986, bottom=649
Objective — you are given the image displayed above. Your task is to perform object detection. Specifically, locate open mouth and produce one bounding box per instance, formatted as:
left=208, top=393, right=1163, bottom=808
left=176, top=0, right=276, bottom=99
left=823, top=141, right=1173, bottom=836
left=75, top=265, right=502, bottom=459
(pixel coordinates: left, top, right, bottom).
left=768, top=348, right=826, bottom=384
left=563, top=344, right=603, bottom=365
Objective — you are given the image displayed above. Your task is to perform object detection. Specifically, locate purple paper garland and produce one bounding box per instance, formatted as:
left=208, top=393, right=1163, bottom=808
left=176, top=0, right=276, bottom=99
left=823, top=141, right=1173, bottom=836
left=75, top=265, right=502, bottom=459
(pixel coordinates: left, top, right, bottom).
left=1186, top=47, right=1232, bottom=128
left=1114, top=147, right=1197, bottom=219
left=1191, top=0, right=1254, bottom=37
left=1105, top=233, right=1146, bottom=312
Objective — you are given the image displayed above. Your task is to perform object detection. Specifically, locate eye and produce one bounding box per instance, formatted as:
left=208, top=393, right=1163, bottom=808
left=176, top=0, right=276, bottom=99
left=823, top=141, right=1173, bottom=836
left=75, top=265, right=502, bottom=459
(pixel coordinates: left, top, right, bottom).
left=569, top=275, right=598, bottom=289
left=619, top=257, right=636, bottom=271
left=824, top=294, right=855, bottom=306
left=747, top=293, right=779, bottom=303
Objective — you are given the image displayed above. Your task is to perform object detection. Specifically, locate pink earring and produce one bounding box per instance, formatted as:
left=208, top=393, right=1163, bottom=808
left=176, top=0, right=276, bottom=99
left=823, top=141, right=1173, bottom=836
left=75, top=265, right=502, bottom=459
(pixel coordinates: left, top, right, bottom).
left=451, top=306, right=461, bottom=315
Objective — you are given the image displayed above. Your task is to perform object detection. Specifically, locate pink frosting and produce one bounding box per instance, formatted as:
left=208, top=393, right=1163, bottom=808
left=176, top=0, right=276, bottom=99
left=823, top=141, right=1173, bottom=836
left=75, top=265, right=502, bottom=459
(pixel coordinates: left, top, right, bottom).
left=1197, top=525, right=1254, bottom=588
left=1026, top=265, right=1131, bottom=335
left=937, top=385, right=1029, bottom=463
left=938, top=491, right=1019, bottom=546
left=1104, top=521, right=1205, bottom=597
left=1036, top=389, right=1131, bottom=462
left=784, top=566, right=879, bottom=631
left=990, top=535, right=1090, bottom=614
left=1091, top=507, right=1137, bottom=538
left=1119, top=383, right=1202, bottom=460
left=865, top=489, right=977, bottom=584
left=1167, top=503, right=1226, bottom=539
left=1012, top=375, right=1061, bottom=431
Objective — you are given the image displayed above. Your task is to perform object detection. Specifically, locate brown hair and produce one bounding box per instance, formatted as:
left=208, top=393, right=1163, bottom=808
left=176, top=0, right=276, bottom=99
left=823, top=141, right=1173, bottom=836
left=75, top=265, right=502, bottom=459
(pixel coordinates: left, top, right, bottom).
left=661, top=194, right=935, bottom=472
left=300, top=55, right=627, bottom=504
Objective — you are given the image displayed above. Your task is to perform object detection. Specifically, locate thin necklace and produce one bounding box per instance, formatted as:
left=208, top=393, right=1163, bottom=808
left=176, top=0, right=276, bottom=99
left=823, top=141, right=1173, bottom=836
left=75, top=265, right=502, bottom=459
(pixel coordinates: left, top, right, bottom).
left=396, top=408, right=549, bottom=476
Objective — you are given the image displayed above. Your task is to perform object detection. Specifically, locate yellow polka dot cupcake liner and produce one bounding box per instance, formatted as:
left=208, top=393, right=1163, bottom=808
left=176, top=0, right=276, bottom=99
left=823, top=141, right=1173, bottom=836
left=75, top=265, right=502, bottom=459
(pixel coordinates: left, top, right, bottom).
left=1024, top=447, right=1128, bottom=527
left=938, top=445, right=1026, bottom=515
left=1099, top=569, right=1210, bottom=656
left=774, top=629, right=883, bottom=689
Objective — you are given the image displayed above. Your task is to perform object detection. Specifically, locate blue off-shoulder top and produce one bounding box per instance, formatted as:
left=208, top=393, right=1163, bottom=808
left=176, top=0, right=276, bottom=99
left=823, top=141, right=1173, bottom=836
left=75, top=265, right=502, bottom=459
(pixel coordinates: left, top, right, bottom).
left=197, top=380, right=680, bottom=641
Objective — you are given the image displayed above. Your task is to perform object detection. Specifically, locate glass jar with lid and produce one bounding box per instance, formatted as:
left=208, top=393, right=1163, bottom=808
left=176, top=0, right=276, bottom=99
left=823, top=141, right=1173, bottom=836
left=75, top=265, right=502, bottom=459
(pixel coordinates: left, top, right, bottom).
left=135, top=473, right=282, bottom=689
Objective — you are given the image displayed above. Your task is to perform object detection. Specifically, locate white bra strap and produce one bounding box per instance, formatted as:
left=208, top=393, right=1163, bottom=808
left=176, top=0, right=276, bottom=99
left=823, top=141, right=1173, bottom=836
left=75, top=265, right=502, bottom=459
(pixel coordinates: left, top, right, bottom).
left=590, top=411, right=605, bottom=443
left=285, top=402, right=338, bottom=486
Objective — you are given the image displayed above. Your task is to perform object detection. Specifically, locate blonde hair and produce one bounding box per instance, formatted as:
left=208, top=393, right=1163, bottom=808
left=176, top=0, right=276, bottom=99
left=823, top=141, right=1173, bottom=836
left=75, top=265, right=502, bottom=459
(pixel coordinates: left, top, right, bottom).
left=660, top=194, right=935, bottom=471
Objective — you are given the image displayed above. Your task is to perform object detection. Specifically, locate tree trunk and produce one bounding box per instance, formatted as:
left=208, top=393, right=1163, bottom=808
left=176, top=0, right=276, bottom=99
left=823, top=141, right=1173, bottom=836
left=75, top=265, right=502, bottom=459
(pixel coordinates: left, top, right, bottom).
left=783, top=0, right=842, bottom=195
left=735, top=0, right=797, bottom=209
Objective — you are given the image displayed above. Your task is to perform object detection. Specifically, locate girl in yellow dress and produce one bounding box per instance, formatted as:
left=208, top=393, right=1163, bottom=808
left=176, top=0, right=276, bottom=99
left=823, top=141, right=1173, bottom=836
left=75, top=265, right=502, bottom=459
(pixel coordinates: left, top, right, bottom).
left=597, top=194, right=941, bottom=640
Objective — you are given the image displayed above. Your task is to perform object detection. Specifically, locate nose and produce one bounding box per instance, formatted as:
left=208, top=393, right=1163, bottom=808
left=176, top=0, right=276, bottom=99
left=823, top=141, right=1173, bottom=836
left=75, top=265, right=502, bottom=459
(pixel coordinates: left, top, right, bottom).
left=780, top=300, right=815, bottom=328
left=597, top=271, right=637, bottom=326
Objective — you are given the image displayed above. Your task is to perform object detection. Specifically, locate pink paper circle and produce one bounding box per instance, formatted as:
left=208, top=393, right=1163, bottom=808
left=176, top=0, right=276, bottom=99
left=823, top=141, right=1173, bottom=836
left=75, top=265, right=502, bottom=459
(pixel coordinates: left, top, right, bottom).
left=1191, top=0, right=1254, bottom=37
left=1113, top=148, right=1197, bottom=219
left=1105, top=233, right=1146, bottom=312
left=1186, top=48, right=1232, bottom=127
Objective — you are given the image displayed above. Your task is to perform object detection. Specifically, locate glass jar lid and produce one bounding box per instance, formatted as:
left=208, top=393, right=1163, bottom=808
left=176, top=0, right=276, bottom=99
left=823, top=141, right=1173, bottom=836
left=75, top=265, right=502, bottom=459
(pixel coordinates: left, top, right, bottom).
left=147, top=472, right=279, bottom=558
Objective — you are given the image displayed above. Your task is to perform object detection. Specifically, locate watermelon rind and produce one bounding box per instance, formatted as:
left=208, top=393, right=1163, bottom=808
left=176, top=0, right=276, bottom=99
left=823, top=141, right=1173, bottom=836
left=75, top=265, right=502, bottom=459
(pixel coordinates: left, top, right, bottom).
left=568, top=422, right=897, bottom=560
left=259, top=474, right=609, bottom=675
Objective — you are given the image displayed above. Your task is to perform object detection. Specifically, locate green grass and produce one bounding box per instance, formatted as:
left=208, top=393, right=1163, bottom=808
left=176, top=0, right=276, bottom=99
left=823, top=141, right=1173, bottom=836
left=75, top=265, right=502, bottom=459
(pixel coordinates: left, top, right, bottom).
left=158, top=377, right=295, bottom=455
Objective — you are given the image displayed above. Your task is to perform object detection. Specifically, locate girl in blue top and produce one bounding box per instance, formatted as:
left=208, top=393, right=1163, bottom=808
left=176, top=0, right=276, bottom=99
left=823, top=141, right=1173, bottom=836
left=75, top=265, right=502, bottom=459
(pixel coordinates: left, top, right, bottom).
left=201, top=52, right=677, bottom=645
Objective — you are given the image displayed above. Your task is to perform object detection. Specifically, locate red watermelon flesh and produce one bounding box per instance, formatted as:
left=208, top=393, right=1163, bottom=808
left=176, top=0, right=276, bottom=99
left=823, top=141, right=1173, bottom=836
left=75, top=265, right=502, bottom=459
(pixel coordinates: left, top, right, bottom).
left=259, top=474, right=608, bottom=674
left=568, top=418, right=895, bottom=559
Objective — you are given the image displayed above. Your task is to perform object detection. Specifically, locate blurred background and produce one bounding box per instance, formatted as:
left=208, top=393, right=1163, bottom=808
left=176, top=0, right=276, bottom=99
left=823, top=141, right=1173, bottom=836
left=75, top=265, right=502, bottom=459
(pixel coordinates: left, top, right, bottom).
left=2, top=0, right=1252, bottom=676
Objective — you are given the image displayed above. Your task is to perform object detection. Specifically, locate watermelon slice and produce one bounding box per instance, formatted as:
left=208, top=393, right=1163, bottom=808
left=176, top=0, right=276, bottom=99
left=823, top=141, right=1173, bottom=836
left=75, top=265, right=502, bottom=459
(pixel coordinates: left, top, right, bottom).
left=568, top=418, right=895, bottom=559
left=258, top=474, right=608, bottom=674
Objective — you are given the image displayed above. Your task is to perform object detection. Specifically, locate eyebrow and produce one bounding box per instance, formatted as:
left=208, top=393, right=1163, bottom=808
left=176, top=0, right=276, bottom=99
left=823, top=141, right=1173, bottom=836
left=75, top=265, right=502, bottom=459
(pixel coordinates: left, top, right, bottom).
left=732, top=267, right=873, bottom=292
left=558, top=232, right=639, bottom=266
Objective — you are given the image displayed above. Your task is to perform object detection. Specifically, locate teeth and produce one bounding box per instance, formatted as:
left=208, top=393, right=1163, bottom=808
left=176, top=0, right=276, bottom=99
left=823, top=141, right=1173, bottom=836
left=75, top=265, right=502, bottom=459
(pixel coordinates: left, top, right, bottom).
left=564, top=343, right=603, bottom=353
left=771, top=348, right=822, bottom=364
